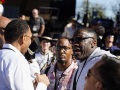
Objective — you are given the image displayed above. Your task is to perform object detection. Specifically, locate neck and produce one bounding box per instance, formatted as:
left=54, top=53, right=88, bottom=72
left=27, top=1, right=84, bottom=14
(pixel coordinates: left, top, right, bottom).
left=6, top=42, right=21, bottom=52
left=57, top=58, right=72, bottom=71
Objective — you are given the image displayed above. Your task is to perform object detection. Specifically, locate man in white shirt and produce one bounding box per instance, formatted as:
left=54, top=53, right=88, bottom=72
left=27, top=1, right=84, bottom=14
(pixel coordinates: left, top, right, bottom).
left=71, top=27, right=115, bottom=90
left=0, top=19, right=49, bottom=90
left=62, top=17, right=77, bottom=39
left=35, top=36, right=54, bottom=72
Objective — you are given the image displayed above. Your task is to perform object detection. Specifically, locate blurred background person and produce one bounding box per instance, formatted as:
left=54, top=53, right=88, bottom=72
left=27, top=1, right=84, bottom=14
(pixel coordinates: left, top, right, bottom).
left=62, top=17, right=77, bottom=39
left=29, top=8, right=45, bottom=37
left=0, top=16, right=11, bottom=49
left=35, top=35, right=54, bottom=72
left=19, top=14, right=26, bottom=20
left=29, top=8, right=45, bottom=46
left=50, top=34, right=61, bottom=54
left=97, top=26, right=105, bottom=47
left=101, top=33, right=120, bottom=55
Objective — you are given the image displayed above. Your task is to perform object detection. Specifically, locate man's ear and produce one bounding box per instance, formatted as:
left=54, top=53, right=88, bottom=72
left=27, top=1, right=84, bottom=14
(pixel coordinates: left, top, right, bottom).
left=95, top=82, right=103, bottom=90
left=18, top=34, right=26, bottom=45
left=91, top=39, right=97, bottom=48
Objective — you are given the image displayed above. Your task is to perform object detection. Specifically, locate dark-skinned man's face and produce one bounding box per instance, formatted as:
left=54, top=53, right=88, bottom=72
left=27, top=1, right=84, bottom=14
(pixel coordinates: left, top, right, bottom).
left=56, top=38, right=73, bottom=64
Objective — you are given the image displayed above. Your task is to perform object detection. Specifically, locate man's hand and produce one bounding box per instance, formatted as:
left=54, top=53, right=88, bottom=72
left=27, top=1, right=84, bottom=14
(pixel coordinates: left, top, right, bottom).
left=35, top=74, right=50, bottom=86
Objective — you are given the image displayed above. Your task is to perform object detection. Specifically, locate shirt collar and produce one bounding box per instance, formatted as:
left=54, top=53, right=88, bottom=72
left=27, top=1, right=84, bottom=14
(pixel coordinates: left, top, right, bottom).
left=49, top=61, right=78, bottom=76
left=3, top=44, right=25, bottom=59
left=63, top=61, right=78, bottom=75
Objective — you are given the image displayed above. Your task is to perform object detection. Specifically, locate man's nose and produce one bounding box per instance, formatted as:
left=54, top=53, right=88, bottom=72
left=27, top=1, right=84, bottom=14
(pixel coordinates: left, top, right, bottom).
left=59, top=48, right=65, bottom=53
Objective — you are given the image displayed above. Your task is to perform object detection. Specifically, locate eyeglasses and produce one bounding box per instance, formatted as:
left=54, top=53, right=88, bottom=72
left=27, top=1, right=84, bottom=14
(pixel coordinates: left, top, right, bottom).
left=56, top=46, right=71, bottom=51
left=72, top=37, right=94, bottom=43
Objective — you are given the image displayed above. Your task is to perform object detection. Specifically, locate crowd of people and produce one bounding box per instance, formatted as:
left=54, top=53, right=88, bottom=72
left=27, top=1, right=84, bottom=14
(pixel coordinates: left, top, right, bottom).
left=0, top=7, right=120, bottom=90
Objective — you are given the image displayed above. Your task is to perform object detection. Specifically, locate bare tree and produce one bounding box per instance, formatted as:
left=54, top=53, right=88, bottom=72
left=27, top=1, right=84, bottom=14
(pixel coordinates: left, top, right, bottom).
left=91, top=3, right=106, bottom=18
left=111, top=0, right=120, bottom=15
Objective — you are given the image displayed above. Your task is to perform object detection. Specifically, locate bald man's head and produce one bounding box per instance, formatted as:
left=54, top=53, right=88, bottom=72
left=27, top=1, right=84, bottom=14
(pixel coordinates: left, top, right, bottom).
left=32, top=8, right=39, bottom=18
left=0, top=16, right=11, bottom=49
left=0, top=16, right=11, bottom=28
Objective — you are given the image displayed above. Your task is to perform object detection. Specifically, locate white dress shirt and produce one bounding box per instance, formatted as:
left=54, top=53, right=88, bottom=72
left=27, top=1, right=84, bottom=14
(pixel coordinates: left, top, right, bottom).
left=29, top=59, right=40, bottom=80
left=0, top=44, right=47, bottom=90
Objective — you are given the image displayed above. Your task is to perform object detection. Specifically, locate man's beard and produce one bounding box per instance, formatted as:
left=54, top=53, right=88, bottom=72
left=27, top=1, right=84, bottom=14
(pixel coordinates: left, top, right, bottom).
left=57, top=59, right=65, bottom=64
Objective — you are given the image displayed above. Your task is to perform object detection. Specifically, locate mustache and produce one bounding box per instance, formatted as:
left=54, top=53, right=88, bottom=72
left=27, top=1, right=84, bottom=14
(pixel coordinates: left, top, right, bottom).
left=73, top=46, right=84, bottom=51
left=56, top=54, right=66, bottom=60
left=57, top=53, right=66, bottom=57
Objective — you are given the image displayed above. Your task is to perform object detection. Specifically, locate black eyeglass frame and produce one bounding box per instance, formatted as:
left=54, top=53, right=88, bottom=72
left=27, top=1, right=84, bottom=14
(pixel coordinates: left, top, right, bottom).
left=71, top=37, right=94, bottom=43
left=56, top=46, right=72, bottom=51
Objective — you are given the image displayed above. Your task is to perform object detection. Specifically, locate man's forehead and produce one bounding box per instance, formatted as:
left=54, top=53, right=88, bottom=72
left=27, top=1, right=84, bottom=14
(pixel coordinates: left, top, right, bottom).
left=32, top=9, right=38, bottom=13
left=74, top=31, right=91, bottom=37
left=58, top=39, right=70, bottom=46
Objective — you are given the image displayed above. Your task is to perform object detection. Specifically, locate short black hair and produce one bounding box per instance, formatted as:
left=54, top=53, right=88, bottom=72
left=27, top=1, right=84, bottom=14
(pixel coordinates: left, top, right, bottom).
left=5, top=19, right=29, bottom=43
left=97, top=55, right=120, bottom=90
left=76, top=27, right=98, bottom=41
left=58, top=37, right=72, bottom=44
